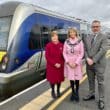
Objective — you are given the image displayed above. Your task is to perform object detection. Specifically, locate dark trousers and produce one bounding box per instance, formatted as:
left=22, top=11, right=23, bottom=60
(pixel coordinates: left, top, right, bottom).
left=50, top=83, right=61, bottom=93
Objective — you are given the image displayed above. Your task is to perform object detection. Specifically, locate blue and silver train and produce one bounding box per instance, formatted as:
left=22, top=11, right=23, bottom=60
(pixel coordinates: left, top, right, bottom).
left=0, top=1, right=89, bottom=98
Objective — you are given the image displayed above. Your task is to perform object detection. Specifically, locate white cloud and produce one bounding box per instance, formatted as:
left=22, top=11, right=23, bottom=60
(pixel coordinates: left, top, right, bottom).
left=102, top=22, right=110, bottom=28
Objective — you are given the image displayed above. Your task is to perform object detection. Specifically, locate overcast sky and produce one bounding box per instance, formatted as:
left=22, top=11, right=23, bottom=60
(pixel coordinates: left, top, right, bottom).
left=0, top=0, right=110, bottom=27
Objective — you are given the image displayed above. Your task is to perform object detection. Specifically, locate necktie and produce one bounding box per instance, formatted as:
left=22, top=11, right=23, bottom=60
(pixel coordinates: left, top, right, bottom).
left=91, top=34, right=96, bottom=45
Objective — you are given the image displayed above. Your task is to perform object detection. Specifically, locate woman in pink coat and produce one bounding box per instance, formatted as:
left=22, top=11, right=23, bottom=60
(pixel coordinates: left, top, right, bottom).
left=45, top=31, right=64, bottom=99
left=63, top=28, right=84, bottom=102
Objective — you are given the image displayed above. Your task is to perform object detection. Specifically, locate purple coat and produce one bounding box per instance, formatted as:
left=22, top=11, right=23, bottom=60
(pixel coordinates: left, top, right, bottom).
left=63, top=38, right=84, bottom=80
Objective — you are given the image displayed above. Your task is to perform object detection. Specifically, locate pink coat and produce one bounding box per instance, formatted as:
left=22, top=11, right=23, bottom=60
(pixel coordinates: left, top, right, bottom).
left=63, top=38, right=84, bottom=80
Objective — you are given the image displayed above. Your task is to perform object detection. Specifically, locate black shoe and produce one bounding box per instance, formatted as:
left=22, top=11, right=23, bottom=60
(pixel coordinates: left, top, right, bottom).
left=83, top=95, right=95, bottom=101
left=98, top=100, right=104, bottom=110
left=75, top=92, right=80, bottom=102
left=70, top=93, right=75, bottom=101
left=51, top=91, right=56, bottom=99
left=57, top=91, right=61, bottom=98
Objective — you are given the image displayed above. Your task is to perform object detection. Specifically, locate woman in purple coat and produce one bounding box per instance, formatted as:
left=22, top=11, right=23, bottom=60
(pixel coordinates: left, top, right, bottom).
left=45, top=31, right=64, bottom=98
left=63, top=28, right=84, bottom=102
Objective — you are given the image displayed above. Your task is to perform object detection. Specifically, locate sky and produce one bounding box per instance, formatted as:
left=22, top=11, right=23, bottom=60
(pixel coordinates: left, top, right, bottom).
left=0, top=0, right=110, bottom=27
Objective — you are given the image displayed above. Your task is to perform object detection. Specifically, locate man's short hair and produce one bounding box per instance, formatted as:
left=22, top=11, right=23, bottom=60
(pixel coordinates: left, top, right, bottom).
left=92, top=20, right=101, bottom=24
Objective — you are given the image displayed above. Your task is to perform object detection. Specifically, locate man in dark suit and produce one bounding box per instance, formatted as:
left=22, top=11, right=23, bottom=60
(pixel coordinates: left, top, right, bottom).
left=83, top=20, right=107, bottom=110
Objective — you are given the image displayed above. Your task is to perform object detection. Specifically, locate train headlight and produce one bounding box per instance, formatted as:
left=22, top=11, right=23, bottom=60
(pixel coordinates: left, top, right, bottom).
left=3, top=56, right=9, bottom=64
left=1, top=63, right=7, bottom=70
left=1, top=55, right=9, bottom=70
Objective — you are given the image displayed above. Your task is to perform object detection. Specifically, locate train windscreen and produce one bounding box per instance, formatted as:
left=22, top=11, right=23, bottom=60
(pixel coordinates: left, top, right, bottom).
left=0, top=16, right=12, bottom=51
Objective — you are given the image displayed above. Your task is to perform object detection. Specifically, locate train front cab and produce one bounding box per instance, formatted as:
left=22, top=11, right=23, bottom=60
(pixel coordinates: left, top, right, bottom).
left=0, top=16, right=12, bottom=72
left=0, top=3, right=44, bottom=99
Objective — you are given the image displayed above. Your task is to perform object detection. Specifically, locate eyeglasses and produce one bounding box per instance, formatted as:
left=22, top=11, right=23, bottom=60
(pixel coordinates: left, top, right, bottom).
left=92, top=26, right=100, bottom=28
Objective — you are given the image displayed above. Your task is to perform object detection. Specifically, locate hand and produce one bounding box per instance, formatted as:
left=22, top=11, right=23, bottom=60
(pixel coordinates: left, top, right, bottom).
left=55, top=63, right=61, bottom=68
left=87, top=58, right=94, bottom=65
left=72, top=63, right=77, bottom=68
left=71, top=63, right=77, bottom=68
left=68, top=62, right=77, bottom=69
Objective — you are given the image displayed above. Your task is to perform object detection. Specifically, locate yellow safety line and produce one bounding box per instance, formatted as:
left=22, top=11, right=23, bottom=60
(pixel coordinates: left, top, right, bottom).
left=106, top=50, right=110, bottom=58
left=47, top=75, right=87, bottom=110
left=106, top=54, right=110, bottom=58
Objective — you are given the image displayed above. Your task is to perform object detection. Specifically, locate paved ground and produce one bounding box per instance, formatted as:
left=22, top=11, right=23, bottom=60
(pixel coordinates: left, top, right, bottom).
left=55, top=80, right=99, bottom=110
left=55, top=57, right=110, bottom=110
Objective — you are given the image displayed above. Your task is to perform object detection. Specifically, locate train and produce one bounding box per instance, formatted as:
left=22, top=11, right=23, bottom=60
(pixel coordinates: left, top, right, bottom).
left=0, top=1, right=89, bottom=99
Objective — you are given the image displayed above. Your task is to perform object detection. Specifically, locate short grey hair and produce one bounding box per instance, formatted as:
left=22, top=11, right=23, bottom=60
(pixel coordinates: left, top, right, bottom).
left=92, top=20, right=101, bottom=24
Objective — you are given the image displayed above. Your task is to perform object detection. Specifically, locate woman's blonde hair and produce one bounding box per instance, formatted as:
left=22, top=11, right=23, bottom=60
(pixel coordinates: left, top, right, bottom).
left=50, top=31, right=58, bottom=37
left=67, top=28, right=79, bottom=38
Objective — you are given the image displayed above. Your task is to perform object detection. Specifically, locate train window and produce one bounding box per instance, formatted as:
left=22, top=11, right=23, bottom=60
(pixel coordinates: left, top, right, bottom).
left=41, top=26, right=50, bottom=48
left=29, top=24, right=41, bottom=50
left=0, top=16, right=12, bottom=51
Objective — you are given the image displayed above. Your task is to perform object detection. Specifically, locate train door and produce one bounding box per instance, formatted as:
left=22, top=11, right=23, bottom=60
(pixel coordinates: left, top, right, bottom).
left=28, top=23, right=43, bottom=76
left=36, top=14, right=51, bottom=77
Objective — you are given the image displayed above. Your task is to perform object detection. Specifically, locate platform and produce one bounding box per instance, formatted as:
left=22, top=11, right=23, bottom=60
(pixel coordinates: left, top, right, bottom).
left=0, top=53, right=110, bottom=110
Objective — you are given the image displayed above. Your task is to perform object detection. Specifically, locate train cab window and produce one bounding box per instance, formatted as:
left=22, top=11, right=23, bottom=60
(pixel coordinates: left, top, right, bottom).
left=41, top=26, right=50, bottom=48
left=29, top=25, right=41, bottom=50
left=0, top=16, right=12, bottom=51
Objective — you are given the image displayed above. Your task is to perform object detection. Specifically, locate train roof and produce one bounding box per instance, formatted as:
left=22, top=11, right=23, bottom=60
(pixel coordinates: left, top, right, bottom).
left=0, top=1, right=87, bottom=24
left=33, top=5, right=79, bottom=23
left=0, top=1, right=21, bottom=17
